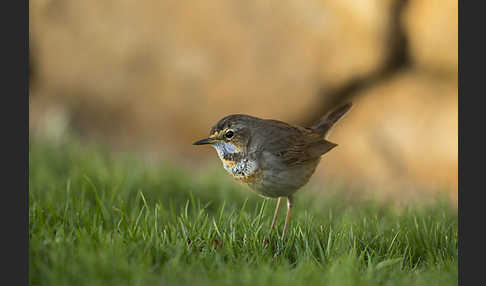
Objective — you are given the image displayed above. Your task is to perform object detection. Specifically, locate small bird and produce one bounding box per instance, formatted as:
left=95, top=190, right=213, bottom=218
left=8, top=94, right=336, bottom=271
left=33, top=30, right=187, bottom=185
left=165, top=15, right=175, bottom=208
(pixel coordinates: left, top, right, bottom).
left=193, top=103, right=352, bottom=240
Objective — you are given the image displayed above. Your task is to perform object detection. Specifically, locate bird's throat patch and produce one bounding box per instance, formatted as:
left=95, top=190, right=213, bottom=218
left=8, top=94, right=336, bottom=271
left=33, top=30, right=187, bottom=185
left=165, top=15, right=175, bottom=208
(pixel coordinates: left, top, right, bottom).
left=211, top=141, right=258, bottom=181
left=222, top=159, right=236, bottom=168
left=212, top=142, right=238, bottom=159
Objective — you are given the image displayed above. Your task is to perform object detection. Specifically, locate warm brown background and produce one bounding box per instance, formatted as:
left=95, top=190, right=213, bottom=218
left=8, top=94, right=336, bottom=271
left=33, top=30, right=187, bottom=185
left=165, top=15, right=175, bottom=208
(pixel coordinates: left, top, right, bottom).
left=29, top=0, right=457, bottom=205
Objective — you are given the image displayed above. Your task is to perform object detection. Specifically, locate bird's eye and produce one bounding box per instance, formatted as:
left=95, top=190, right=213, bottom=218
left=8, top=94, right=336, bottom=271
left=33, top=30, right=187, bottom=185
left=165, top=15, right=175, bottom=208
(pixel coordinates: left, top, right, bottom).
left=225, top=130, right=234, bottom=139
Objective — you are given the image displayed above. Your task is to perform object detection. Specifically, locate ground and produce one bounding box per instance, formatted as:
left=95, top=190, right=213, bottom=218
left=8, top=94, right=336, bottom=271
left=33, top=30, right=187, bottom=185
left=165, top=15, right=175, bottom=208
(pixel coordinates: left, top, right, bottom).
left=29, top=138, right=457, bottom=286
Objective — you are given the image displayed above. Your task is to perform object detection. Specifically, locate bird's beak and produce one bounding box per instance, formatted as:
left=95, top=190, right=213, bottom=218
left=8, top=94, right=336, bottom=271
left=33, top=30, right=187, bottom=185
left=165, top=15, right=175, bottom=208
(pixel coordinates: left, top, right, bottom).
left=193, top=137, right=217, bottom=145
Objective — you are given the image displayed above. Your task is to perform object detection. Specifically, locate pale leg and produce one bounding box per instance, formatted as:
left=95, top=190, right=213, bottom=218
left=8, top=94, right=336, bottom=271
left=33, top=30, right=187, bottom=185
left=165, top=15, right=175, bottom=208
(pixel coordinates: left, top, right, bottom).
left=269, top=197, right=282, bottom=235
left=281, top=195, right=294, bottom=240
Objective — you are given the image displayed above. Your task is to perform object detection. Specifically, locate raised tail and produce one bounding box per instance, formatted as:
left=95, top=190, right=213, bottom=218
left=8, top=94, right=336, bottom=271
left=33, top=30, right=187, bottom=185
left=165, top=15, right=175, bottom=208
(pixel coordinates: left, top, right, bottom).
left=310, top=102, right=352, bottom=136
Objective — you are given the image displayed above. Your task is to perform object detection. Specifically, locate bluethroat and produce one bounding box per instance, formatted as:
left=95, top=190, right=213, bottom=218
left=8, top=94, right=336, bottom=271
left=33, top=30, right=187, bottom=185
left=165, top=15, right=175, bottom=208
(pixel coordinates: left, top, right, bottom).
left=193, top=103, right=352, bottom=240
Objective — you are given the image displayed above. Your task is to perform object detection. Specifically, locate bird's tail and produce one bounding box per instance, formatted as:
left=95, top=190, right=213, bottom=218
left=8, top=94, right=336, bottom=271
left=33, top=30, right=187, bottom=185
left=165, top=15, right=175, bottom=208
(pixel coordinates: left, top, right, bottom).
left=310, top=102, right=352, bottom=136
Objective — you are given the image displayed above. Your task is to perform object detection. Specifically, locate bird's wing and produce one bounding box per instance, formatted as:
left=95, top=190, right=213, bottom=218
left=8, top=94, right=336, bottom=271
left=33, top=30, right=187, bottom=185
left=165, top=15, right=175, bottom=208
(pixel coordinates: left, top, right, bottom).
left=257, top=121, right=337, bottom=167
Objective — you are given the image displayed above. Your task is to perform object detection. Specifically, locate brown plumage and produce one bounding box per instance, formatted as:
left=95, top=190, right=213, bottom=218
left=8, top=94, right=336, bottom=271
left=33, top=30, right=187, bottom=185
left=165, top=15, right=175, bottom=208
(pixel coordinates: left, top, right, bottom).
left=193, top=102, right=353, bottom=240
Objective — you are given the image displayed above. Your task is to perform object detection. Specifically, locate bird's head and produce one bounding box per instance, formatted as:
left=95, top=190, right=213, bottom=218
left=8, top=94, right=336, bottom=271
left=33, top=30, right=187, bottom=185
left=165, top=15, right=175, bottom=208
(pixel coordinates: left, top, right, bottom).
left=193, top=114, right=255, bottom=155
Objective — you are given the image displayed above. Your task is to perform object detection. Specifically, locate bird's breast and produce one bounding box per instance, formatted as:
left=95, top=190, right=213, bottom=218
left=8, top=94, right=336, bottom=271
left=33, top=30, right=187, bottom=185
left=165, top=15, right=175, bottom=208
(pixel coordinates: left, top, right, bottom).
left=225, top=158, right=260, bottom=180
left=211, top=142, right=260, bottom=181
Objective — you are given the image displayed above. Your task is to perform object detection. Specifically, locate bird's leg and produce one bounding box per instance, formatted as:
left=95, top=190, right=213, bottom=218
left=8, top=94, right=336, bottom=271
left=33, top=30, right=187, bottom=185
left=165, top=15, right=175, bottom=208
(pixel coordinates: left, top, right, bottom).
left=281, top=195, right=294, bottom=240
left=269, top=197, right=282, bottom=236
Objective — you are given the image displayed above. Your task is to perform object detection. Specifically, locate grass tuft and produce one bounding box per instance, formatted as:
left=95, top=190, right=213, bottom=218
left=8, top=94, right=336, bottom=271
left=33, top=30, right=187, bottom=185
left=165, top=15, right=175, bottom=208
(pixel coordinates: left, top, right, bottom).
left=29, top=138, right=457, bottom=286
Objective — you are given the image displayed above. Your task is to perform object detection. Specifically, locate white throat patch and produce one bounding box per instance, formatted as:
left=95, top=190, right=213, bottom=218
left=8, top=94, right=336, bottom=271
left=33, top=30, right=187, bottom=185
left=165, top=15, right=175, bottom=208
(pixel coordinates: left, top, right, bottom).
left=211, top=141, right=238, bottom=160
left=211, top=142, right=258, bottom=178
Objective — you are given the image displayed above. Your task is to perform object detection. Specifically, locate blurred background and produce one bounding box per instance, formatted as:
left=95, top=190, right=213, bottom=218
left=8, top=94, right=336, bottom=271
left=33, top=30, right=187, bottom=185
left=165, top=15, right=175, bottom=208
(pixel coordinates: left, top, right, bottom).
left=29, top=0, right=457, bottom=205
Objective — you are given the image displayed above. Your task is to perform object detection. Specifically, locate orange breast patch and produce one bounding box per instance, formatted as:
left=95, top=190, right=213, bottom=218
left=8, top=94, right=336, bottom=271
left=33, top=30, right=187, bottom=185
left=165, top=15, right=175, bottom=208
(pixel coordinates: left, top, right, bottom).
left=234, top=168, right=262, bottom=185
left=223, top=159, right=236, bottom=168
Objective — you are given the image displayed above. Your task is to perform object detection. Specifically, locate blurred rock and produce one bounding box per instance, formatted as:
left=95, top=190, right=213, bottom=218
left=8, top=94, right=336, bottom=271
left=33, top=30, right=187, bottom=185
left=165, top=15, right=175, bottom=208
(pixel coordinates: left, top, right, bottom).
left=315, top=70, right=457, bottom=202
left=29, top=0, right=397, bottom=150
left=29, top=1, right=458, bottom=203
left=316, top=0, right=397, bottom=87
left=402, top=0, right=458, bottom=75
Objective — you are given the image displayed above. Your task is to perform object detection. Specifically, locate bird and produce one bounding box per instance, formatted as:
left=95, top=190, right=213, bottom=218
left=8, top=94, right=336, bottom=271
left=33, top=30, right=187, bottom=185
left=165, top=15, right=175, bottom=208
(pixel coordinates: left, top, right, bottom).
left=193, top=102, right=352, bottom=240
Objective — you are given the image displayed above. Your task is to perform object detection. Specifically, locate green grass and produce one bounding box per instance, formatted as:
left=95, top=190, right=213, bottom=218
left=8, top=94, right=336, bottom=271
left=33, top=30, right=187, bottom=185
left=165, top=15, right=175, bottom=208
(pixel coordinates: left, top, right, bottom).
left=29, top=138, right=458, bottom=286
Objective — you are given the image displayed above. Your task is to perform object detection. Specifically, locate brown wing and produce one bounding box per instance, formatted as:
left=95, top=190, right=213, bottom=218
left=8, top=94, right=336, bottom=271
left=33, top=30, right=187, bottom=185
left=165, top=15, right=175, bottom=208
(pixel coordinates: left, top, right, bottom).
left=256, top=120, right=337, bottom=167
